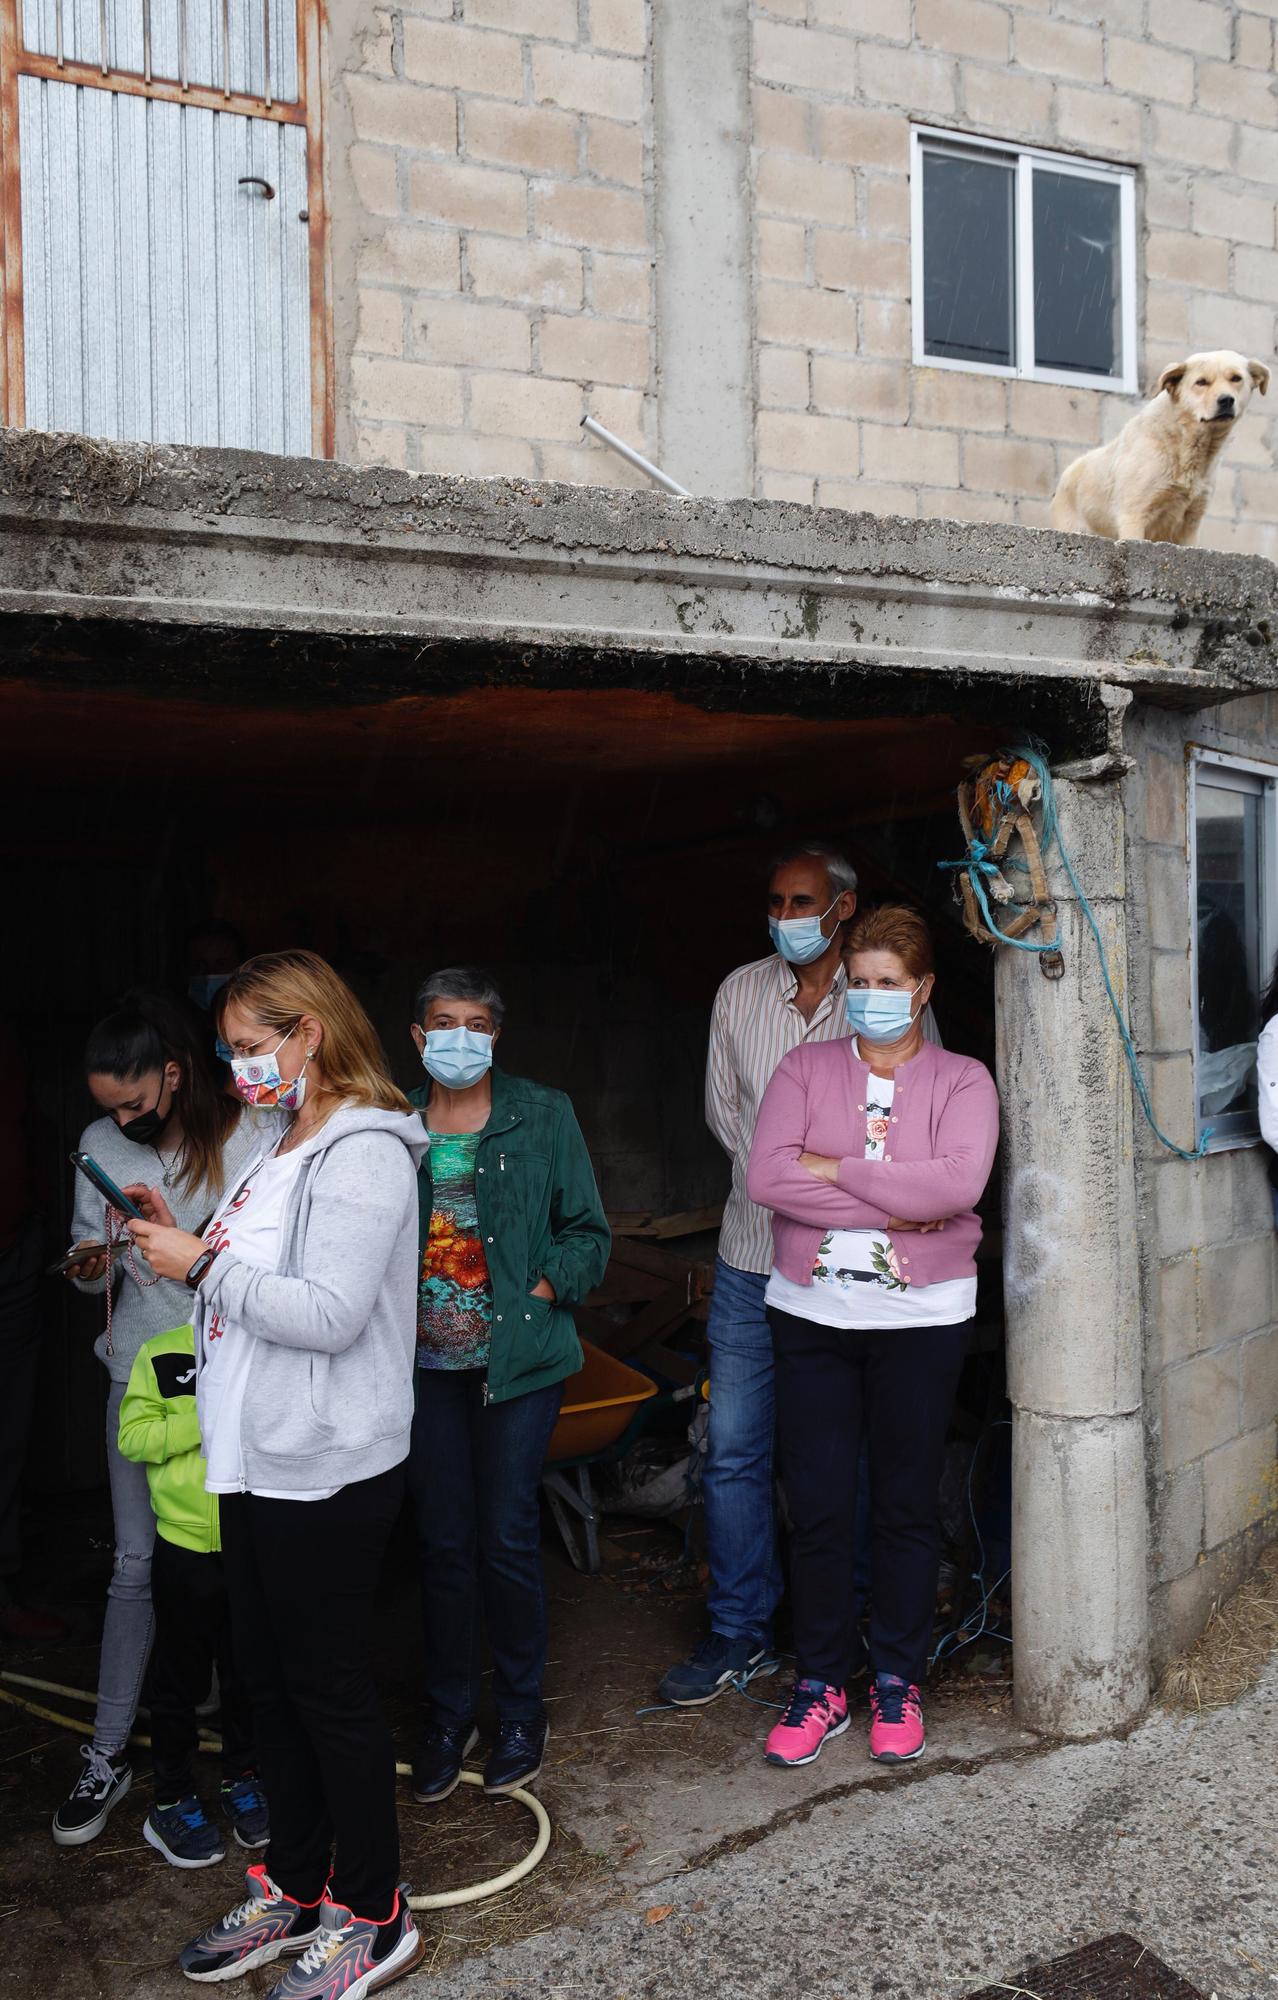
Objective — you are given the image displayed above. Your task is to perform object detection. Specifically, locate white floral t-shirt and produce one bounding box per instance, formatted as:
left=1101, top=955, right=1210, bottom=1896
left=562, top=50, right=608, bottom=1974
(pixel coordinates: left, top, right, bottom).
left=764, top=1061, right=977, bottom=1332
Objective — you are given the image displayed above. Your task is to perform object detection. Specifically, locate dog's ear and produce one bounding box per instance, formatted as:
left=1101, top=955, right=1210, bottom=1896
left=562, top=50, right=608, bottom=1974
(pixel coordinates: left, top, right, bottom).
left=1247, top=360, right=1270, bottom=396
left=1154, top=361, right=1188, bottom=400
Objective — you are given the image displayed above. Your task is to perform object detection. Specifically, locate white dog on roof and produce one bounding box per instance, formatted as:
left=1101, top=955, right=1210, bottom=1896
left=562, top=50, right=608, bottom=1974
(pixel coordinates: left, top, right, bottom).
left=1050, top=349, right=1270, bottom=546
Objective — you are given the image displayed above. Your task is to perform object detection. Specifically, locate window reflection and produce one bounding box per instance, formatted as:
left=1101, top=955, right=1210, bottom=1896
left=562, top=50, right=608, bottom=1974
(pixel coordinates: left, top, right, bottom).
left=922, top=150, right=1015, bottom=368
left=1032, top=171, right=1122, bottom=379
left=1196, top=779, right=1263, bottom=1127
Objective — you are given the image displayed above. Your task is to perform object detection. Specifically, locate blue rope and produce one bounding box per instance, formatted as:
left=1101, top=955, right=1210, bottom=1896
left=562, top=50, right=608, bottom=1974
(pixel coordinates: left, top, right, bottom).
left=942, top=742, right=1212, bottom=1163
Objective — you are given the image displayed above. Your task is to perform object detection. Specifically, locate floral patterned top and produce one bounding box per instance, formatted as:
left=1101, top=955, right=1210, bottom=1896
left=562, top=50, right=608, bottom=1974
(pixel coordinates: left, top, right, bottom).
left=417, top=1130, right=493, bottom=1371
left=764, top=1053, right=977, bottom=1331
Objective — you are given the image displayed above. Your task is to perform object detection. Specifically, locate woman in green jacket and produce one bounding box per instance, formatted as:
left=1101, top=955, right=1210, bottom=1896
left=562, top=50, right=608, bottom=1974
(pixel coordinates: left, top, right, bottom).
left=405, top=968, right=610, bottom=1806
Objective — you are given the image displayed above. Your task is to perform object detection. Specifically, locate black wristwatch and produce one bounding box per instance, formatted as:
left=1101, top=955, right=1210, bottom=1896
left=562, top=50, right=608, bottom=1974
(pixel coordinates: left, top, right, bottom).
left=185, top=1248, right=217, bottom=1291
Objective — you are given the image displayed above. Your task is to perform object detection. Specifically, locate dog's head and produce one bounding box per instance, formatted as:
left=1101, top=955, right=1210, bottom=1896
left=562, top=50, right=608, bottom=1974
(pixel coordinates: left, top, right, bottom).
left=1153, top=350, right=1270, bottom=428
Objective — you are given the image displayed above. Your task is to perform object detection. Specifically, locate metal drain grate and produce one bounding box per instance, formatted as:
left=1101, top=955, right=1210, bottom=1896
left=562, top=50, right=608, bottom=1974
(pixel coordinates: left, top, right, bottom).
left=964, top=1932, right=1208, bottom=2000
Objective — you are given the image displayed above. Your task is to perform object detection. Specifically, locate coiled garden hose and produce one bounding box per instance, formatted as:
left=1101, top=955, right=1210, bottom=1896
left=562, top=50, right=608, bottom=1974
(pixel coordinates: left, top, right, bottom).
left=0, top=1671, right=550, bottom=1910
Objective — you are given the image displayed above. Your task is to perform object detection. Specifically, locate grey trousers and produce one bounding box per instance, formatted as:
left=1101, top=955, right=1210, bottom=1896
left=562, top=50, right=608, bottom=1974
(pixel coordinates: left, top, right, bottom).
left=93, top=1377, right=156, bottom=1756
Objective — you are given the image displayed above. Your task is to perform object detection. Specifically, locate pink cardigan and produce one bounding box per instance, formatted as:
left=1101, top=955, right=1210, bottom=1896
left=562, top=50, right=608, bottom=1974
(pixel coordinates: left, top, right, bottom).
left=746, top=1039, right=1000, bottom=1289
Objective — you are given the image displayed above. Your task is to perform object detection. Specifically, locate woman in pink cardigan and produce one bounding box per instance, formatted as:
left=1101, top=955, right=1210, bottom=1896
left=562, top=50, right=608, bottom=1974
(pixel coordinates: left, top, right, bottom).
left=746, top=905, right=999, bottom=1772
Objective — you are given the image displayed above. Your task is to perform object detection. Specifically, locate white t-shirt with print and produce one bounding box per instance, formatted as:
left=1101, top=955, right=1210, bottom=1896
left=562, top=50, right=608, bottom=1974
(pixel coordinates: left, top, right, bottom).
left=200, top=1142, right=339, bottom=1501
left=765, top=1059, right=978, bottom=1332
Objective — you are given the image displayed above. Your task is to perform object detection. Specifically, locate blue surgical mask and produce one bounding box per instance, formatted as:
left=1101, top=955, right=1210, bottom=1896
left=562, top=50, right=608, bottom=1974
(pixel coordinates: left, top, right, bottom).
left=188, top=973, right=231, bottom=1010
left=845, top=981, right=924, bottom=1044
left=768, top=895, right=841, bottom=966
left=421, top=1027, right=493, bottom=1089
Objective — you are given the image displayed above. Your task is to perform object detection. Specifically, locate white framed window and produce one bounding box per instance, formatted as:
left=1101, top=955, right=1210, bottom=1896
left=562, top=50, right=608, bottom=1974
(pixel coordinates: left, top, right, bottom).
left=1189, top=750, right=1278, bottom=1150
left=910, top=126, right=1137, bottom=395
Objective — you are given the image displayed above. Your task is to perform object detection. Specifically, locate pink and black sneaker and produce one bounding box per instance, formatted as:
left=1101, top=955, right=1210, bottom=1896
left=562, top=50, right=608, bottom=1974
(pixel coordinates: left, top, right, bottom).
left=764, top=1679, right=849, bottom=1768
left=868, top=1674, right=925, bottom=1763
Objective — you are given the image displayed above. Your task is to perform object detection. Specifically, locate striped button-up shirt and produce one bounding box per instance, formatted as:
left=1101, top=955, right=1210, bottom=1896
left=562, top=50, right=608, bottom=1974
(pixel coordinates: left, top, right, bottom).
left=706, top=954, right=852, bottom=1276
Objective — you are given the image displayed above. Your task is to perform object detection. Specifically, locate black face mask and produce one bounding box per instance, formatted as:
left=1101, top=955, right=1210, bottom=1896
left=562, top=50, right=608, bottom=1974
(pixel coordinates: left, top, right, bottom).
left=120, top=1086, right=174, bottom=1148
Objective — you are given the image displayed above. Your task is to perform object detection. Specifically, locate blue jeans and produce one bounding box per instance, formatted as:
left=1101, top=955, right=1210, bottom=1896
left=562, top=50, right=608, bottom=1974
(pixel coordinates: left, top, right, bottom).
left=703, top=1258, right=783, bottom=1644
left=406, top=1370, right=563, bottom=1726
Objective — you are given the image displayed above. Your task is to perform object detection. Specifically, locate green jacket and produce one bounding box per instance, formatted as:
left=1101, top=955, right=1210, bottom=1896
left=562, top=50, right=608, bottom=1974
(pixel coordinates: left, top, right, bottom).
left=118, top=1324, right=220, bottom=1554
left=410, top=1069, right=611, bottom=1405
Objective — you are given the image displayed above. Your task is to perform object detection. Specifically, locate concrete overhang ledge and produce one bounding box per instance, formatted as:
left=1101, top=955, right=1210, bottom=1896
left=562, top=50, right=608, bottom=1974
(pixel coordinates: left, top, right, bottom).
left=1, top=430, right=1275, bottom=706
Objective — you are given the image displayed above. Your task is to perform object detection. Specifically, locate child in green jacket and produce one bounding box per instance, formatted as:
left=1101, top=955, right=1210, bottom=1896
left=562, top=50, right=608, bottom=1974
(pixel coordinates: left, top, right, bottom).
left=118, top=1324, right=268, bottom=1868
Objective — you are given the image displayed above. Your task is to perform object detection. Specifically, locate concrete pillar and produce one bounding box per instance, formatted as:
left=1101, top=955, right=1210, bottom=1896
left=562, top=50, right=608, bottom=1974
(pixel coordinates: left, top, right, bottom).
left=995, top=776, right=1151, bottom=1736
left=652, top=0, right=754, bottom=498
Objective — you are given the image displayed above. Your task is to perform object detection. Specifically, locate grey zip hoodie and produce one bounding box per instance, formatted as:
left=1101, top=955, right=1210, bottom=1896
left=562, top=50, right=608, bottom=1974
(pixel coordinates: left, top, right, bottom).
left=191, top=1101, right=429, bottom=1495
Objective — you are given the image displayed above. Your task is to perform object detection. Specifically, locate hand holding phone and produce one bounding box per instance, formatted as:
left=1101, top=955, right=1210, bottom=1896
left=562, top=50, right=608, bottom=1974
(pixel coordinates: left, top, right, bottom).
left=121, top=1184, right=177, bottom=1228
left=51, top=1241, right=125, bottom=1280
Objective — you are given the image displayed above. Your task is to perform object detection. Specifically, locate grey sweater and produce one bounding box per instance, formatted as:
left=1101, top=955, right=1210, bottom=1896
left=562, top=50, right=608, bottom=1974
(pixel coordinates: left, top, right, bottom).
left=70, top=1107, right=281, bottom=1385
left=191, top=1102, right=429, bottom=1494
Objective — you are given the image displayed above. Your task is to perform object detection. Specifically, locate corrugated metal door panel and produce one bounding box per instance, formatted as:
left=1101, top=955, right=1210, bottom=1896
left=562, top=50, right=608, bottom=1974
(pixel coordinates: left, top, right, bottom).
left=19, top=76, right=310, bottom=451
left=19, top=0, right=299, bottom=102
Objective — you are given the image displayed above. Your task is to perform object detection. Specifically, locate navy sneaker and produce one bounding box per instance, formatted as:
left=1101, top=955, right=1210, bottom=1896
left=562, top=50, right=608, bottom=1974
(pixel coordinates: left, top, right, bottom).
left=412, top=1721, right=479, bottom=1804
left=222, top=1771, right=270, bottom=1848
left=483, top=1720, right=548, bottom=1796
left=658, top=1632, right=778, bottom=1707
left=144, top=1795, right=226, bottom=1869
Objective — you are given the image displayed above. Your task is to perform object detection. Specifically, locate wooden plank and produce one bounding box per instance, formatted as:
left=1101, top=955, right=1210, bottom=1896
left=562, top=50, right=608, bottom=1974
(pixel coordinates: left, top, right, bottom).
left=610, top=1204, right=724, bottom=1241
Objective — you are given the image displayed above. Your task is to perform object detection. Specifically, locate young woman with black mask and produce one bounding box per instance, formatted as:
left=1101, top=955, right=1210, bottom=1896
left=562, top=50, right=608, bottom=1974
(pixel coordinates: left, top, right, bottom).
left=53, top=992, right=273, bottom=1853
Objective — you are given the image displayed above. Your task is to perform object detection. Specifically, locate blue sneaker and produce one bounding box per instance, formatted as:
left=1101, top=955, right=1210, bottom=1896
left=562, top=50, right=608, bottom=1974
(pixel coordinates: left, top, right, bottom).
left=144, top=1795, right=226, bottom=1869
left=658, top=1632, right=778, bottom=1707
left=222, top=1771, right=270, bottom=1849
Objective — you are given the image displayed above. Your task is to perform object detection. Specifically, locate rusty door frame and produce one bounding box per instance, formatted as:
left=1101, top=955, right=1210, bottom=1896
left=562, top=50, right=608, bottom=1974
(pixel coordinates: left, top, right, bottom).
left=0, top=0, right=332, bottom=455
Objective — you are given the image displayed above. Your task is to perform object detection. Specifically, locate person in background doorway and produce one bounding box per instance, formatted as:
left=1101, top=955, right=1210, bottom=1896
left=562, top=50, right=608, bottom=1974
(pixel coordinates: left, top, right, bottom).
left=53, top=994, right=269, bottom=1851
left=128, top=950, right=427, bottom=1998
left=185, top=919, right=245, bottom=1017
left=406, top=968, right=610, bottom=1806
left=659, top=844, right=941, bottom=1707
left=0, top=1016, right=67, bottom=1643
left=1258, top=952, right=1278, bottom=1228
left=747, top=906, right=999, bottom=1771
left=117, top=1322, right=268, bottom=1868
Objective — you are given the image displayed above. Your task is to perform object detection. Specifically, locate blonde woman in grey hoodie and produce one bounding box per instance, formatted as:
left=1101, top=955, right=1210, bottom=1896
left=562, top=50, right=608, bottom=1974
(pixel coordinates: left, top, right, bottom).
left=127, top=950, right=428, bottom=2000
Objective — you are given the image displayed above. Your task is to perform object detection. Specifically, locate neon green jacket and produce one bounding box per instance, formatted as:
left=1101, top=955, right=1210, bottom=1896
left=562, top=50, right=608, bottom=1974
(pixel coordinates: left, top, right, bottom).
left=117, top=1323, right=220, bottom=1554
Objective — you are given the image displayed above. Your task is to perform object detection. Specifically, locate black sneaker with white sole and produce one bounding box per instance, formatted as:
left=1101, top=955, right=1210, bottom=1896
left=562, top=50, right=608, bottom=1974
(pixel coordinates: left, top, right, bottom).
left=412, top=1721, right=479, bottom=1804
left=658, top=1632, right=778, bottom=1707
left=483, top=1719, right=548, bottom=1795
left=51, top=1744, right=132, bottom=1847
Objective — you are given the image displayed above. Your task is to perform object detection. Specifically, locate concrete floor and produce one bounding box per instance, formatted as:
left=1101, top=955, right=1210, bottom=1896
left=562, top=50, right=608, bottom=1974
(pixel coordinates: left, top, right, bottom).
left=6, top=1493, right=1274, bottom=1998
left=437, top=1649, right=1278, bottom=2000
left=1, top=1492, right=1029, bottom=1996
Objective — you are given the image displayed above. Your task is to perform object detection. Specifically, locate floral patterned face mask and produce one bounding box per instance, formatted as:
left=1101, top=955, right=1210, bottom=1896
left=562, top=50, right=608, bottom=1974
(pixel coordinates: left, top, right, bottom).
left=229, top=1023, right=311, bottom=1109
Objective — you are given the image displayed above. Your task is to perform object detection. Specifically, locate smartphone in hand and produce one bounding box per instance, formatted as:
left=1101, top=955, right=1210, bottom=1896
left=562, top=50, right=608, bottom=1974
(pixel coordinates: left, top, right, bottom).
left=69, top=1153, right=146, bottom=1221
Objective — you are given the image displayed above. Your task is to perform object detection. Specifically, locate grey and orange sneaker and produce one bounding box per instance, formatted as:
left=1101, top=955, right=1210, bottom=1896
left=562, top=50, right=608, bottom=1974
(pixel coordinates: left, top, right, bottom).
left=179, top=1863, right=323, bottom=1983
left=265, top=1886, right=423, bottom=2000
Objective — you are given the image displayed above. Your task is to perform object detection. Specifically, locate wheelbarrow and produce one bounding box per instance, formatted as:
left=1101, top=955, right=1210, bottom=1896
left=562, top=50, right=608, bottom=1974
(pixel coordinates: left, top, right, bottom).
left=540, top=1342, right=660, bottom=1573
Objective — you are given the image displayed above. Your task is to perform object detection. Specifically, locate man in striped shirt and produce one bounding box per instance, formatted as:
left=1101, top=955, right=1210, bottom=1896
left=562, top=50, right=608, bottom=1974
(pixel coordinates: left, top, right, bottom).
left=658, top=843, right=859, bottom=1706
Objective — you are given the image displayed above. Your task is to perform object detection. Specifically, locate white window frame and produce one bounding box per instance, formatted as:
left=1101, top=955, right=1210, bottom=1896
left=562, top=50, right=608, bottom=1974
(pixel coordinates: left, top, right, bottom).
left=1188, top=747, right=1278, bottom=1152
left=910, top=125, right=1138, bottom=396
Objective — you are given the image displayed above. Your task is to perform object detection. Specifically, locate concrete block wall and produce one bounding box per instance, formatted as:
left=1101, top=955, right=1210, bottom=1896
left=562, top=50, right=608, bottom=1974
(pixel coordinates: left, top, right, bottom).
left=748, top=1, right=1278, bottom=554
left=326, top=1, right=1278, bottom=556
left=328, top=0, right=656, bottom=485
left=1124, top=697, right=1278, bottom=1666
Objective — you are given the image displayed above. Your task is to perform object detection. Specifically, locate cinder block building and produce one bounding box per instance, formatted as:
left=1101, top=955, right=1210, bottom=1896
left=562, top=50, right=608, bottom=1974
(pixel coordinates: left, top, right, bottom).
left=2, top=1, right=1275, bottom=546
left=0, top=0, right=1275, bottom=1736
